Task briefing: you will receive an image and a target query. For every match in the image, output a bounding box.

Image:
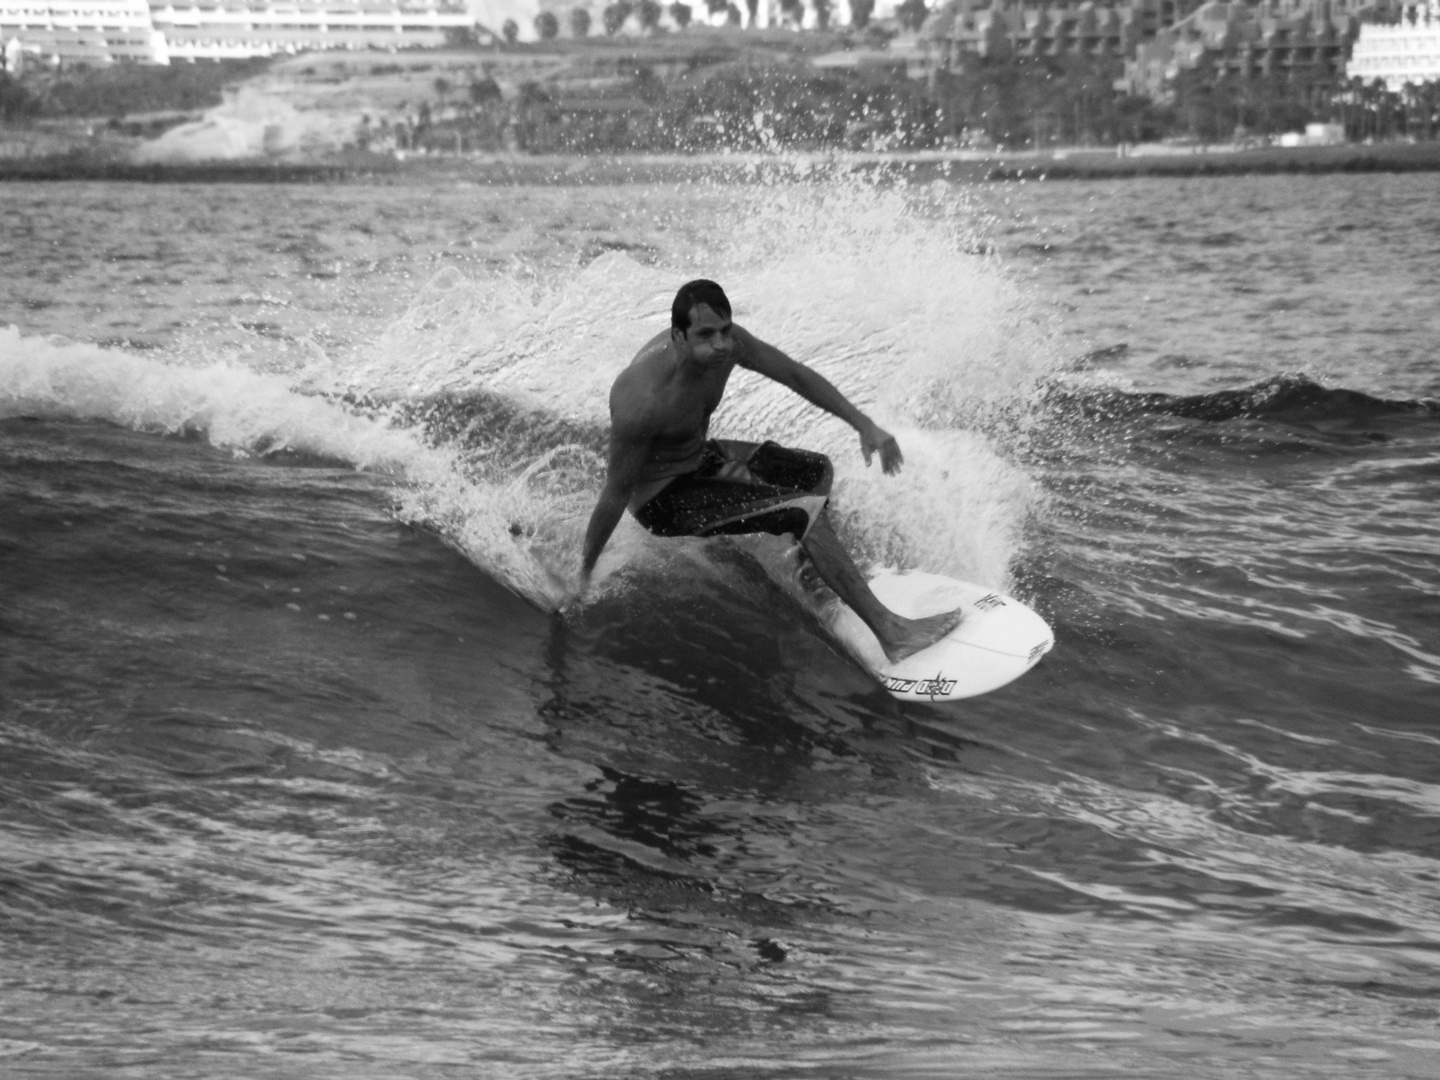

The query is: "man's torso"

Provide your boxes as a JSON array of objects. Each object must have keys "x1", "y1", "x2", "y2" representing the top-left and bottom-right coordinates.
[{"x1": 620, "y1": 333, "x2": 742, "y2": 507}]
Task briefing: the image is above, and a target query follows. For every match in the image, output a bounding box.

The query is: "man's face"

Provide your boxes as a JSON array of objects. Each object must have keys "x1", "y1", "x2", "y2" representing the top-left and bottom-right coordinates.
[{"x1": 675, "y1": 303, "x2": 734, "y2": 366}]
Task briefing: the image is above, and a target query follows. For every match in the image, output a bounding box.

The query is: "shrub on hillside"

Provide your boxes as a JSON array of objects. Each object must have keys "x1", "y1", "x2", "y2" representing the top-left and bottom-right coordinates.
[
  {"x1": 896, "y1": 0, "x2": 928, "y2": 31},
  {"x1": 436, "y1": 61, "x2": 940, "y2": 154},
  {"x1": 603, "y1": 1, "x2": 633, "y2": 34},
  {"x1": 469, "y1": 76, "x2": 503, "y2": 104},
  {"x1": 443, "y1": 25, "x2": 482, "y2": 47},
  {"x1": 663, "y1": 64, "x2": 941, "y2": 151},
  {"x1": 29, "y1": 58, "x2": 271, "y2": 118},
  {"x1": 932, "y1": 53, "x2": 1356, "y2": 148},
  {"x1": 1, "y1": 71, "x2": 40, "y2": 122}
]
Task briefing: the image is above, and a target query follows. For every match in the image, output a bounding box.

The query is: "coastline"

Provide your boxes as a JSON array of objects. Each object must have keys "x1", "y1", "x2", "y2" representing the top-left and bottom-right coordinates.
[
  {"x1": 980, "y1": 140, "x2": 1440, "y2": 180},
  {"x1": 5, "y1": 139, "x2": 1440, "y2": 184}
]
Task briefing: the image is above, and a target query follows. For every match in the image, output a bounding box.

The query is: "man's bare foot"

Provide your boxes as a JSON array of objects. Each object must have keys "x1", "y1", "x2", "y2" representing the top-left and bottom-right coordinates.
[{"x1": 880, "y1": 608, "x2": 964, "y2": 663}]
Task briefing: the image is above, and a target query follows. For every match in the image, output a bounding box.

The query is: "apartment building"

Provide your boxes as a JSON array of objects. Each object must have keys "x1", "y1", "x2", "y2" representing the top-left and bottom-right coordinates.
[
  {"x1": 1, "y1": 0, "x2": 164, "y2": 64},
  {"x1": 923, "y1": 0, "x2": 1208, "y2": 66},
  {"x1": 2, "y1": 0, "x2": 477, "y2": 65},
  {"x1": 1118, "y1": 0, "x2": 1374, "y2": 96},
  {"x1": 1347, "y1": 0, "x2": 1440, "y2": 88},
  {"x1": 920, "y1": 0, "x2": 1387, "y2": 98}
]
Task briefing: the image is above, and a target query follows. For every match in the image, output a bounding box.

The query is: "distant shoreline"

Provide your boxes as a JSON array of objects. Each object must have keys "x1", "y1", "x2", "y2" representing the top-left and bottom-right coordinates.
[
  {"x1": 4, "y1": 141, "x2": 1440, "y2": 184},
  {"x1": 980, "y1": 141, "x2": 1440, "y2": 181}
]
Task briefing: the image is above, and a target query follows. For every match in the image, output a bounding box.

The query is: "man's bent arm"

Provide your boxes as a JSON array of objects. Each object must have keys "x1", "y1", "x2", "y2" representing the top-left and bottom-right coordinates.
[
  {"x1": 581, "y1": 426, "x2": 652, "y2": 578},
  {"x1": 733, "y1": 325, "x2": 903, "y2": 473}
]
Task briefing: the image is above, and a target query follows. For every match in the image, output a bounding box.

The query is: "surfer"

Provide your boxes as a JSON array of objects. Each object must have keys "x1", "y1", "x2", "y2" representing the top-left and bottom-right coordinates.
[{"x1": 579, "y1": 279, "x2": 961, "y2": 662}]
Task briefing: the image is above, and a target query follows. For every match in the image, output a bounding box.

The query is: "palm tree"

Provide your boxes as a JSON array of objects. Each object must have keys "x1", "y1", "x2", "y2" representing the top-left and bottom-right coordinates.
[
  {"x1": 603, "y1": 1, "x2": 633, "y2": 34},
  {"x1": 896, "y1": 0, "x2": 929, "y2": 32}
]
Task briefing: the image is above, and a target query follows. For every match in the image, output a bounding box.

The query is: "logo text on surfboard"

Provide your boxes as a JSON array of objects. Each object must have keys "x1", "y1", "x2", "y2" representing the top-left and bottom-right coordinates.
[
  {"x1": 974, "y1": 594, "x2": 1006, "y2": 611},
  {"x1": 883, "y1": 674, "x2": 957, "y2": 698}
]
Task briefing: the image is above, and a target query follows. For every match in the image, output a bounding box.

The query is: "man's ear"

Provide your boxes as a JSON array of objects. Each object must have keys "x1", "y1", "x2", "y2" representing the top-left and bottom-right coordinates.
[{"x1": 670, "y1": 326, "x2": 686, "y2": 342}]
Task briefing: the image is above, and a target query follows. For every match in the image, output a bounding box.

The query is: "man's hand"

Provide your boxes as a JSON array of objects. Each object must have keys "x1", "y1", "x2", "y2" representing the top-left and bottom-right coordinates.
[
  {"x1": 557, "y1": 565, "x2": 591, "y2": 616},
  {"x1": 580, "y1": 399, "x2": 652, "y2": 588},
  {"x1": 734, "y1": 329, "x2": 903, "y2": 474},
  {"x1": 859, "y1": 421, "x2": 904, "y2": 475}
]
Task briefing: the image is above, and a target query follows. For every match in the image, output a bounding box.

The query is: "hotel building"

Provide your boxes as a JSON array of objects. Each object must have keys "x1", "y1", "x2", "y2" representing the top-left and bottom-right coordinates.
[
  {"x1": 2, "y1": 0, "x2": 478, "y2": 64},
  {"x1": 1, "y1": 0, "x2": 164, "y2": 65},
  {"x1": 1347, "y1": 0, "x2": 1440, "y2": 87}
]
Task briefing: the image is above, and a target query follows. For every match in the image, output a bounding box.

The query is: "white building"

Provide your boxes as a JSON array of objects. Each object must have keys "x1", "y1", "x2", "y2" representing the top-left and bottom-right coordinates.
[
  {"x1": 1, "y1": 0, "x2": 164, "y2": 64},
  {"x1": 152, "y1": 0, "x2": 476, "y2": 61},
  {"x1": 1347, "y1": 0, "x2": 1440, "y2": 89},
  {"x1": 2, "y1": 0, "x2": 892, "y2": 67},
  {"x1": 1, "y1": 0, "x2": 481, "y2": 64}
]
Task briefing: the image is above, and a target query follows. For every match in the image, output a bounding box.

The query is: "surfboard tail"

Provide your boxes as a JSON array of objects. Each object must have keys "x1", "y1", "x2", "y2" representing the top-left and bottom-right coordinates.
[{"x1": 829, "y1": 571, "x2": 1054, "y2": 701}]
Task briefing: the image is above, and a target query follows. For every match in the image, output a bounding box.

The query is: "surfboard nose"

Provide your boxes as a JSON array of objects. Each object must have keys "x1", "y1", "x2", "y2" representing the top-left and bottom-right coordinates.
[{"x1": 828, "y1": 571, "x2": 1054, "y2": 701}]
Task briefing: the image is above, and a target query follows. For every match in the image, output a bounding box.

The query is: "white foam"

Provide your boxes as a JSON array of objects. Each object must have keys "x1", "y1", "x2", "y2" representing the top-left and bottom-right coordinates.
[
  {"x1": 345, "y1": 171, "x2": 1056, "y2": 600},
  {"x1": 2, "y1": 171, "x2": 1061, "y2": 615},
  {"x1": 0, "y1": 326, "x2": 413, "y2": 467},
  {"x1": 1, "y1": 326, "x2": 586, "y2": 610}
]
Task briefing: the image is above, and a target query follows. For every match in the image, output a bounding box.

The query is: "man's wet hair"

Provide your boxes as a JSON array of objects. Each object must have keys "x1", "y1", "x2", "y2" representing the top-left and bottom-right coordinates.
[{"x1": 671, "y1": 279, "x2": 731, "y2": 335}]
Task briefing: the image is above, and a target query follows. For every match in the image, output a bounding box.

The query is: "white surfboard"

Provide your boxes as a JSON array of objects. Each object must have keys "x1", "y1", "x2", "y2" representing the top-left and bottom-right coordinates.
[{"x1": 827, "y1": 570, "x2": 1054, "y2": 702}]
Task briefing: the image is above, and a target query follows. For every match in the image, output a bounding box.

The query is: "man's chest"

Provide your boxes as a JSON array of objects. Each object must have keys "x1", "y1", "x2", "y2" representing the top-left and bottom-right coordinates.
[{"x1": 649, "y1": 373, "x2": 730, "y2": 438}]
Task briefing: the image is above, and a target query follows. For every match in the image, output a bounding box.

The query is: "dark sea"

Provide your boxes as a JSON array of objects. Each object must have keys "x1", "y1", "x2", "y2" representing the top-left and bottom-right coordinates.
[{"x1": 2, "y1": 169, "x2": 1438, "y2": 1078}]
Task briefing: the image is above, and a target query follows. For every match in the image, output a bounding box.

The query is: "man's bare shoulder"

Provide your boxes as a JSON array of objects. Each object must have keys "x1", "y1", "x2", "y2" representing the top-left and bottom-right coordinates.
[
  {"x1": 633, "y1": 326, "x2": 672, "y2": 360},
  {"x1": 729, "y1": 323, "x2": 784, "y2": 375},
  {"x1": 608, "y1": 333, "x2": 672, "y2": 434},
  {"x1": 731, "y1": 322, "x2": 759, "y2": 349},
  {"x1": 614, "y1": 333, "x2": 671, "y2": 392}
]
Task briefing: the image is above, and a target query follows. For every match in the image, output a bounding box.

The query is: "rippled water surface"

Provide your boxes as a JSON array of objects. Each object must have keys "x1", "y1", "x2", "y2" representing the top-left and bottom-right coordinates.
[{"x1": 2, "y1": 171, "x2": 1438, "y2": 1078}]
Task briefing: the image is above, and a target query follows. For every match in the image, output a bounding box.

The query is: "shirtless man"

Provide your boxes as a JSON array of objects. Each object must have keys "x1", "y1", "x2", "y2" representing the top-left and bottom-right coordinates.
[{"x1": 580, "y1": 279, "x2": 961, "y2": 662}]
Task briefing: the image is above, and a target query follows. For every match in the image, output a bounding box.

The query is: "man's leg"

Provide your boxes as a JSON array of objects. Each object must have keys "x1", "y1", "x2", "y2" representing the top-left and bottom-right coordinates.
[{"x1": 801, "y1": 511, "x2": 961, "y2": 662}]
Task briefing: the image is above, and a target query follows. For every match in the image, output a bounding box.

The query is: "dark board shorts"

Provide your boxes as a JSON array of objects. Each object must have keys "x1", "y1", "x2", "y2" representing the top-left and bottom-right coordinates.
[{"x1": 632, "y1": 440, "x2": 833, "y2": 542}]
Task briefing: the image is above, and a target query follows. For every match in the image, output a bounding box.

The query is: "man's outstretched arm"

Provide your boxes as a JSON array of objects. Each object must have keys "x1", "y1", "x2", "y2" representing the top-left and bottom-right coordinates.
[
  {"x1": 732, "y1": 325, "x2": 903, "y2": 474},
  {"x1": 581, "y1": 420, "x2": 652, "y2": 581}
]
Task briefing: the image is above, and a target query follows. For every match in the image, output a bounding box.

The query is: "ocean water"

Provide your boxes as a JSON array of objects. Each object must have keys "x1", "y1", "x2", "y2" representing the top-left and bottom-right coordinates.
[{"x1": 1, "y1": 170, "x2": 1438, "y2": 1079}]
